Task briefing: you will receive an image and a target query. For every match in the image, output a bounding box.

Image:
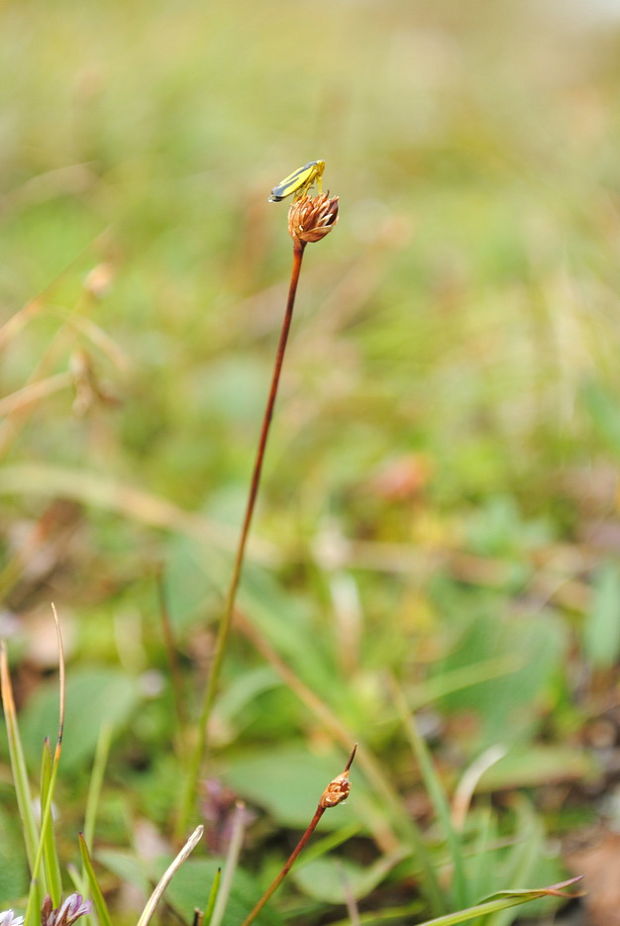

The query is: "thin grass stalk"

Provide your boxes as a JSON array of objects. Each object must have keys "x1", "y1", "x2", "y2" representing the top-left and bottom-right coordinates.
[
  {"x1": 136, "y1": 825, "x2": 204, "y2": 926},
  {"x1": 0, "y1": 462, "x2": 228, "y2": 546},
  {"x1": 390, "y1": 677, "x2": 467, "y2": 910},
  {"x1": 468, "y1": 807, "x2": 495, "y2": 910},
  {"x1": 0, "y1": 370, "x2": 73, "y2": 418},
  {"x1": 79, "y1": 835, "x2": 114, "y2": 926},
  {"x1": 177, "y1": 241, "x2": 307, "y2": 835},
  {"x1": 84, "y1": 722, "x2": 112, "y2": 851},
  {"x1": 451, "y1": 746, "x2": 506, "y2": 831},
  {"x1": 0, "y1": 642, "x2": 40, "y2": 873},
  {"x1": 209, "y1": 802, "x2": 247, "y2": 926},
  {"x1": 0, "y1": 226, "x2": 111, "y2": 353},
  {"x1": 24, "y1": 605, "x2": 66, "y2": 926},
  {"x1": 339, "y1": 863, "x2": 361, "y2": 926},
  {"x1": 487, "y1": 803, "x2": 542, "y2": 926}
]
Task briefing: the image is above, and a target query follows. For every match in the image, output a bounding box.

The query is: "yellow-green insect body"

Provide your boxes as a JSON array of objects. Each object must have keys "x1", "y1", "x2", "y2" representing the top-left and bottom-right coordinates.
[{"x1": 268, "y1": 159, "x2": 325, "y2": 203}]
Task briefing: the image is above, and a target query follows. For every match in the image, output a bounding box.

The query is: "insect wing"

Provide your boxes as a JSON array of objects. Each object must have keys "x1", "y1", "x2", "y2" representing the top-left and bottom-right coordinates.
[{"x1": 268, "y1": 161, "x2": 320, "y2": 203}]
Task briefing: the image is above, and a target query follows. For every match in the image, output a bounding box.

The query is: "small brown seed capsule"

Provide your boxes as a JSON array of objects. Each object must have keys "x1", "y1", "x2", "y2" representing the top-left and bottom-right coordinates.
[{"x1": 319, "y1": 770, "x2": 351, "y2": 808}]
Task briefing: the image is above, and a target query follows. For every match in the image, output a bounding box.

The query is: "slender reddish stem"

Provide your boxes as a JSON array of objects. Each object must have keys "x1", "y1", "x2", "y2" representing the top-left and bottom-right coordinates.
[
  {"x1": 239, "y1": 746, "x2": 357, "y2": 926},
  {"x1": 240, "y1": 805, "x2": 325, "y2": 926},
  {"x1": 177, "y1": 241, "x2": 307, "y2": 835}
]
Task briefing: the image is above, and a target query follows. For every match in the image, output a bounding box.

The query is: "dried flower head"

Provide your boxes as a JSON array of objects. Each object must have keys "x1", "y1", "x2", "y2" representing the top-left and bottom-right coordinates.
[
  {"x1": 41, "y1": 894, "x2": 92, "y2": 926},
  {"x1": 319, "y1": 770, "x2": 351, "y2": 808},
  {"x1": 319, "y1": 745, "x2": 357, "y2": 809},
  {"x1": 0, "y1": 911, "x2": 24, "y2": 926},
  {"x1": 288, "y1": 193, "x2": 339, "y2": 245}
]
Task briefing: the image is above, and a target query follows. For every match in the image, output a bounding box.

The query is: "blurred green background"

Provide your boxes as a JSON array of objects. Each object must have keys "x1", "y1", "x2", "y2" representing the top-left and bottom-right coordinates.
[{"x1": 2, "y1": 0, "x2": 620, "y2": 922}]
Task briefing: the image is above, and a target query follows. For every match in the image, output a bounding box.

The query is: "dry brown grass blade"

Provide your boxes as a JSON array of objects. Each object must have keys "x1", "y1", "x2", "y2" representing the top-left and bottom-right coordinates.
[
  {"x1": 0, "y1": 462, "x2": 274, "y2": 557},
  {"x1": 0, "y1": 227, "x2": 112, "y2": 352},
  {"x1": 0, "y1": 371, "x2": 73, "y2": 417},
  {"x1": 50, "y1": 603, "x2": 66, "y2": 760},
  {"x1": 136, "y1": 825, "x2": 205, "y2": 926}
]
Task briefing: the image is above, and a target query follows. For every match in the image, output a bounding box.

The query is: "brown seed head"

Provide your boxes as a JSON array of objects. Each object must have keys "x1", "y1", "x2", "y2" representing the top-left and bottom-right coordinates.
[
  {"x1": 288, "y1": 193, "x2": 339, "y2": 245},
  {"x1": 319, "y1": 769, "x2": 351, "y2": 808}
]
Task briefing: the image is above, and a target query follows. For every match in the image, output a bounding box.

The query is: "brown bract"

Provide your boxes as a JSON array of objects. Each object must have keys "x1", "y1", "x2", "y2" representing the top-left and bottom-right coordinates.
[{"x1": 288, "y1": 193, "x2": 339, "y2": 244}]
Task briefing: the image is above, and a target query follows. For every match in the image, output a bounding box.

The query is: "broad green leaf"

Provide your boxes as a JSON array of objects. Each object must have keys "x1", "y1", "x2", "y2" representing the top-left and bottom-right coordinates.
[
  {"x1": 292, "y1": 852, "x2": 403, "y2": 903},
  {"x1": 219, "y1": 746, "x2": 365, "y2": 829},
  {"x1": 583, "y1": 563, "x2": 620, "y2": 670},
  {"x1": 238, "y1": 564, "x2": 339, "y2": 695},
  {"x1": 164, "y1": 535, "x2": 223, "y2": 631},
  {"x1": 582, "y1": 379, "x2": 620, "y2": 455},
  {"x1": 435, "y1": 611, "x2": 566, "y2": 748},
  {"x1": 96, "y1": 849, "x2": 150, "y2": 895},
  {"x1": 298, "y1": 823, "x2": 363, "y2": 866},
  {"x1": 20, "y1": 669, "x2": 141, "y2": 771},
  {"x1": 0, "y1": 808, "x2": 28, "y2": 904},
  {"x1": 214, "y1": 667, "x2": 281, "y2": 731},
  {"x1": 477, "y1": 744, "x2": 598, "y2": 791}
]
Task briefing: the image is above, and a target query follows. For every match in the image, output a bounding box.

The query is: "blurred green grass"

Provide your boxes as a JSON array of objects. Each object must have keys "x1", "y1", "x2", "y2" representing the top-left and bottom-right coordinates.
[{"x1": 2, "y1": 0, "x2": 620, "y2": 919}]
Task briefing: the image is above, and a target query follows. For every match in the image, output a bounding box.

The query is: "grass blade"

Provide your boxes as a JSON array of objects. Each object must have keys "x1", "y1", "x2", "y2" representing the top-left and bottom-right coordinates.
[
  {"x1": 235, "y1": 611, "x2": 445, "y2": 914},
  {"x1": 412, "y1": 877, "x2": 582, "y2": 926},
  {"x1": 390, "y1": 677, "x2": 468, "y2": 909},
  {"x1": 84, "y1": 723, "x2": 112, "y2": 852},
  {"x1": 79, "y1": 833, "x2": 113, "y2": 926},
  {"x1": 451, "y1": 747, "x2": 506, "y2": 831},
  {"x1": 24, "y1": 605, "x2": 66, "y2": 926},
  {"x1": 210, "y1": 803, "x2": 246, "y2": 926},
  {"x1": 486, "y1": 801, "x2": 543, "y2": 926},
  {"x1": 40, "y1": 738, "x2": 62, "y2": 905},
  {"x1": 0, "y1": 641, "x2": 40, "y2": 872},
  {"x1": 467, "y1": 807, "x2": 497, "y2": 908},
  {"x1": 203, "y1": 867, "x2": 221, "y2": 926}
]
